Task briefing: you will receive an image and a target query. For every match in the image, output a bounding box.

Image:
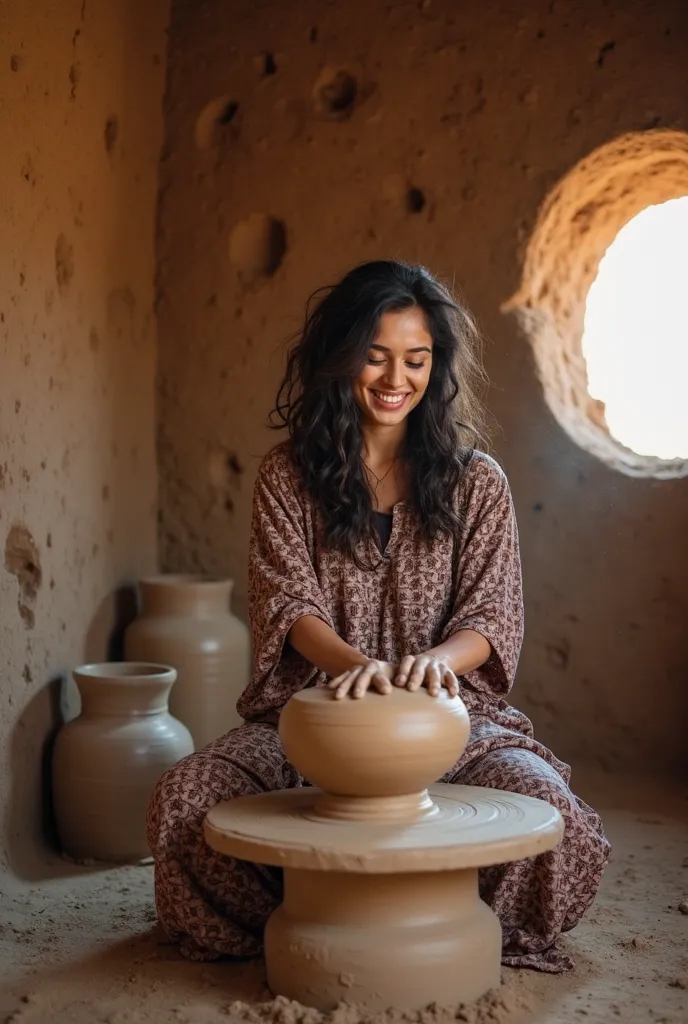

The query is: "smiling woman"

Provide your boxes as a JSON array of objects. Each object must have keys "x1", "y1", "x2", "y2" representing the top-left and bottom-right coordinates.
[
  {"x1": 147, "y1": 259, "x2": 611, "y2": 976},
  {"x1": 353, "y1": 306, "x2": 433, "y2": 426},
  {"x1": 269, "y1": 260, "x2": 486, "y2": 567}
]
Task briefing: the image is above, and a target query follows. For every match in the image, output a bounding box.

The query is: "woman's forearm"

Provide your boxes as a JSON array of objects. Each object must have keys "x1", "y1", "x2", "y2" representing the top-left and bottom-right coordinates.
[
  {"x1": 426, "y1": 628, "x2": 491, "y2": 677},
  {"x1": 287, "y1": 615, "x2": 370, "y2": 678},
  {"x1": 287, "y1": 618, "x2": 490, "y2": 685}
]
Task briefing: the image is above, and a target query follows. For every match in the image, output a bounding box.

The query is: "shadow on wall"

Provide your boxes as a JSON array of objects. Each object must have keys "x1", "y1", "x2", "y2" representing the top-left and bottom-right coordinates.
[{"x1": 3, "y1": 585, "x2": 138, "y2": 881}]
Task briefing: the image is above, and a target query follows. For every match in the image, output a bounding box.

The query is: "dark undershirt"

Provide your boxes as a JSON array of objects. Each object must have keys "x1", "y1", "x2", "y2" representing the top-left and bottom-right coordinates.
[{"x1": 375, "y1": 511, "x2": 394, "y2": 553}]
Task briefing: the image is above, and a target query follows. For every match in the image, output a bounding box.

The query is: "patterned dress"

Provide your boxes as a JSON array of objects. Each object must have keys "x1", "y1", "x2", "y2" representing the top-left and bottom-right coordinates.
[{"x1": 147, "y1": 444, "x2": 611, "y2": 973}]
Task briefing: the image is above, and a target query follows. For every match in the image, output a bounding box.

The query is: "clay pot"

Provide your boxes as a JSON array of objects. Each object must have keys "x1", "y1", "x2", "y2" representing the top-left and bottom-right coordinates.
[
  {"x1": 279, "y1": 688, "x2": 471, "y2": 821},
  {"x1": 124, "y1": 574, "x2": 251, "y2": 750},
  {"x1": 52, "y1": 662, "x2": 193, "y2": 863}
]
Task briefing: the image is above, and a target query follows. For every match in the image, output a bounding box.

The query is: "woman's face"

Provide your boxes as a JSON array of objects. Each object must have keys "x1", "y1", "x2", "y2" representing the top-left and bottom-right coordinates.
[{"x1": 352, "y1": 307, "x2": 433, "y2": 428}]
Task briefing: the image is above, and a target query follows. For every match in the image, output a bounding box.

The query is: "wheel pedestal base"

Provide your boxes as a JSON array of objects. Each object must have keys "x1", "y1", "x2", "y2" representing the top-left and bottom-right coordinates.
[{"x1": 265, "y1": 867, "x2": 501, "y2": 1011}]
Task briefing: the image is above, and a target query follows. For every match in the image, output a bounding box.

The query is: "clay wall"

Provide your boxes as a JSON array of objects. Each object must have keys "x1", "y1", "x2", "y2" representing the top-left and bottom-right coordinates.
[
  {"x1": 0, "y1": 0, "x2": 169, "y2": 874},
  {"x1": 157, "y1": 0, "x2": 688, "y2": 780}
]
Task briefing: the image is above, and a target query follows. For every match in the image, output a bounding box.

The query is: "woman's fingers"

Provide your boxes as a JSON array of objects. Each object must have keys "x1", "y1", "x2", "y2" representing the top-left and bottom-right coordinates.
[
  {"x1": 394, "y1": 654, "x2": 416, "y2": 686},
  {"x1": 327, "y1": 669, "x2": 356, "y2": 690},
  {"x1": 443, "y1": 667, "x2": 460, "y2": 696},
  {"x1": 329, "y1": 660, "x2": 462, "y2": 699},
  {"x1": 353, "y1": 663, "x2": 381, "y2": 698},
  {"x1": 332, "y1": 677, "x2": 356, "y2": 699},
  {"x1": 371, "y1": 672, "x2": 393, "y2": 695},
  {"x1": 330, "y1": 658, "x2": 459, "y2": 700},
  {"x1": 425, "y1": 661, "x2": 442, "y2": 697},
  {"x1": 395, "y1": 656, "x2": 461, "y2": 697},
  {"x1": 331, "y1": 663, "x2": 394, "y2": 699},
  {"x1": 327, "y1": 667, "x2": 361, "y2": 688},
  {"x1": 330, "y1": 665, "x2": 363, "y2": 700},
  {"x1": 407, "y1": 657, "x2": 430, "y2": 691}
]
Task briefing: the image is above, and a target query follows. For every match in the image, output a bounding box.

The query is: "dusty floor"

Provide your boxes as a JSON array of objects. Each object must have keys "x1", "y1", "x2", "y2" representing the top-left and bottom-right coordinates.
[{"x1": 1, "y1": 777, "x2": 687, "y2": 1024}]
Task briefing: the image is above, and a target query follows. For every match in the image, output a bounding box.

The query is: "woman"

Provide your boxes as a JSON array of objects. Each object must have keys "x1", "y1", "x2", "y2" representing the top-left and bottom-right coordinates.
[{"x1": 147, "y1": 259, "x2": 610, "y2": 973}]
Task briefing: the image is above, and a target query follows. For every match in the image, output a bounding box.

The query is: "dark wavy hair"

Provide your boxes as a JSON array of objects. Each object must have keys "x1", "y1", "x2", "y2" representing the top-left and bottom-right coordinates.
[{"x1": 269, "y1": 259, "x2": 487, "y2": 566}]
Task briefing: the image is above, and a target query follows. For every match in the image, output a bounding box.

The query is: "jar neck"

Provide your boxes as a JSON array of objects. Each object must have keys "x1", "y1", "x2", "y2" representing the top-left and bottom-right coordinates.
[
  {"x1": 74, "y1": 671, "x2": 174, "y2": 717},
  {"x1": 138, "y1": 576, "x2": 233, "y2": 617}
]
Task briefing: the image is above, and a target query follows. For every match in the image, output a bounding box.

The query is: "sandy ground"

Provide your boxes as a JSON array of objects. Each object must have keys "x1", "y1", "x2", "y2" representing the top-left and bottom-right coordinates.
[{"x1": 1, "y1": 777, "x2": 687, "y2": 1024}]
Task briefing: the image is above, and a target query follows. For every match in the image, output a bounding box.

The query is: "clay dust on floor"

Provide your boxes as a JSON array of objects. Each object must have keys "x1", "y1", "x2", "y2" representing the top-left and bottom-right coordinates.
[{"x1": 1, "y1": 779, "x2": 687, "y2": 1024}]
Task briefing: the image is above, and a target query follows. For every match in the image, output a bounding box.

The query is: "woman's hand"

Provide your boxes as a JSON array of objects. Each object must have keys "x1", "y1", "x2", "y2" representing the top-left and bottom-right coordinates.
[
  {"x1": 394, "y1": 654, "x2": 460, "y2": 697},
  {"x1": 326, "y1": 660, "x2": 396, "y2": 700}
]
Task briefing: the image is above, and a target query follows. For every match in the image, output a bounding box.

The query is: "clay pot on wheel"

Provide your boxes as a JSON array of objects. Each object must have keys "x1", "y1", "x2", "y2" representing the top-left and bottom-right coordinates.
[
  {"x1": 52, "y1": 661, "x2": 193, "y2": 863},
  {"x1": 279, "y1": 687, "x2": 471, "y2": 822},
  {"x1": 124, "y1": 574, "x2": 251, "y2": 750}
]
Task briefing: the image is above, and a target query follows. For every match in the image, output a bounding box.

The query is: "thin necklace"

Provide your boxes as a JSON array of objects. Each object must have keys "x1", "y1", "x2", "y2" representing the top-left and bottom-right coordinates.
[{"x1": 363, "y1": 456, "x2": 398, "y2": 509}]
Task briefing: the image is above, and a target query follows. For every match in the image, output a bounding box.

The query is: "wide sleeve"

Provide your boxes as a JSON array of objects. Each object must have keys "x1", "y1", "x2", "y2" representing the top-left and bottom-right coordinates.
[
  {"x1": 440, "y1": 455, "x2": 524, "y2": 697},
  {"x1": 236, "y1": 449, "x2": 335, "y2": 722}
]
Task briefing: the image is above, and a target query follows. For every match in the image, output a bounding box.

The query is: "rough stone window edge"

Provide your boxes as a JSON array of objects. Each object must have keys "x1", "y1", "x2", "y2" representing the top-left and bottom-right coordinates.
[{"x1": 502, "y1": 129, "x2": 688, "y2": 481}]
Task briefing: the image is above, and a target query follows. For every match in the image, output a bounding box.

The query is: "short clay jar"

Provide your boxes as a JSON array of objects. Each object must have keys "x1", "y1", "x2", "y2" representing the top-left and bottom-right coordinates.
[
  {"x1": 279, "y1": 687, "x2": 471, "y2": 822},
  {"x1": 52, "y1": 661, "x2": 194, "y2": 863}
]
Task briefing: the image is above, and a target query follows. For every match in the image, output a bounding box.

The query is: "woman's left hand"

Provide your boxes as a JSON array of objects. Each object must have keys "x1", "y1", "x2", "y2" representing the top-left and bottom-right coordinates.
[{"x1": 394, "y1": 654, "x2": 460, "y2": 697}]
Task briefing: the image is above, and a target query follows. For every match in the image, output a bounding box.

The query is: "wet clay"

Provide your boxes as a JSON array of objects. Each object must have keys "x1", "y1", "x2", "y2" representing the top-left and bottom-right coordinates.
[
  {"x1": 204, "y1": 689, "x2": 564, "y2": 1011},
  {"x1": 279, "y1": 687, "x2": 471, "y2": 821}
]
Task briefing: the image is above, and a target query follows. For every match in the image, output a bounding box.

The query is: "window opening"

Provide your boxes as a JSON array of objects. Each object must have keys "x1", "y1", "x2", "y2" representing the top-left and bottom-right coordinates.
[{"x1": 581, "y1": 197, "x2": 688, "y2": 460}]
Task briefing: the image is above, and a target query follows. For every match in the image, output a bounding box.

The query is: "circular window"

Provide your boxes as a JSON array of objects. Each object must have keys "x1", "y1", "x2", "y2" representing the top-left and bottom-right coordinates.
[
  {"x1": 504, "y1": 130, "x2": 688, "y2": 479},
  {"x1": 582, "y1": 197, "x2": 688, "y2": 460}
]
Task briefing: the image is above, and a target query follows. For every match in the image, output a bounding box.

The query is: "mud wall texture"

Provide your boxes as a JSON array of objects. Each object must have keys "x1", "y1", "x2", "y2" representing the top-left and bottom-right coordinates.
[
  {"x1": 157, "y1": 0, "x2": 688, "y2": 779},
  {"x1": 0, "y1": 0, "x2": 169, "y2": 875}
]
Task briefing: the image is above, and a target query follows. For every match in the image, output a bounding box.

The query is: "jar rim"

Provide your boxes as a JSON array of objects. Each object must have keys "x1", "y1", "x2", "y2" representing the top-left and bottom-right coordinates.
[
  {"x1": 138, "y1": 573, "x2": 231, "y2": 587},
  {"x1": 74, "y1": 661, "x2": 176, "y2": 682}
]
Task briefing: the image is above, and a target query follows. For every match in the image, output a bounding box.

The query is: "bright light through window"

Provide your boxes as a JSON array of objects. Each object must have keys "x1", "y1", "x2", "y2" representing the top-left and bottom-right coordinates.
[{"x1": 581, "y1": 196, "x2": 688, "y2": 460}]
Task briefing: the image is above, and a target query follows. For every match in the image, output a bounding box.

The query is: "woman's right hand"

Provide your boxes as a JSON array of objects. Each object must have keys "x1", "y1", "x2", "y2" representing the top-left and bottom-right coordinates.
[{"x1": 326, "y1": 659, "x2": 397, "y2": 700}]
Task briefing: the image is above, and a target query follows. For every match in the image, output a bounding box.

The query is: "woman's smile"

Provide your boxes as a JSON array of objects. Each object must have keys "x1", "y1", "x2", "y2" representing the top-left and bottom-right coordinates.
[{"x1": 368, "y1": 388, "x2": 411, "y2": 411}]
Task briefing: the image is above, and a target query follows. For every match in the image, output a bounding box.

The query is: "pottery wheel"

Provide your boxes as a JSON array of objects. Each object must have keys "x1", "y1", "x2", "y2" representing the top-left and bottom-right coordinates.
[
  {"x1": 204, "y1": 783, "x2": 563, "y2": 873},
  {"x1": 204, "y1": 784, "x2": 563, "y2": 1012},
  {"x1": 204, "y1": 689, "x2": 565, "y2": 1012}
]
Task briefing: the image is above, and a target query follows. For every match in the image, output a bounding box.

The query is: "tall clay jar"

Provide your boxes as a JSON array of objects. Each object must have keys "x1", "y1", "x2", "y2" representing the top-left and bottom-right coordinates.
[
  {"x1": 124, "y1": 574, "x2": 251, "y2": 750},
  {"x1": 52, "y1": 662, "x2": 194, "y2": 863}
]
